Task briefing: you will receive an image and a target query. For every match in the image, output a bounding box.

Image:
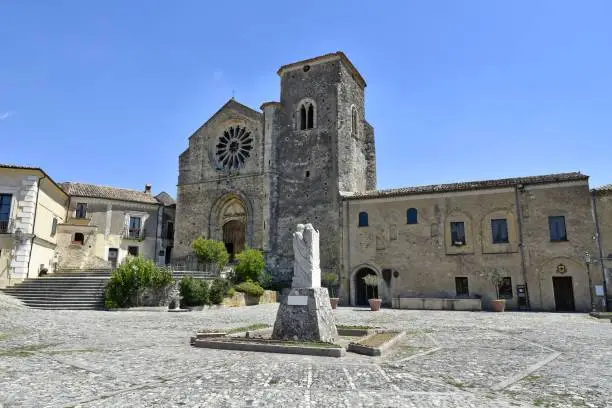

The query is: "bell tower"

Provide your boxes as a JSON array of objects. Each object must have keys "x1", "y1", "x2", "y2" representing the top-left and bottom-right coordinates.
[{"x1": 268, "y1": 52, "x2": 374, "y2": 281}]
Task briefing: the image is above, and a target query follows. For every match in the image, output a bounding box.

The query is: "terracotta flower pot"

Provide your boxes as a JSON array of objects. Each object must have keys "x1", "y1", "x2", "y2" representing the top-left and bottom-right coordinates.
[
  {"x1": 368, "y1": 298, "x2": 382, "y2": 311},
  {"x1": 491, "y1": 299, "x2": 506, "y2": 312},
  {"x1": 330, "y1": 298, "x2": 340, "y2": 309}
]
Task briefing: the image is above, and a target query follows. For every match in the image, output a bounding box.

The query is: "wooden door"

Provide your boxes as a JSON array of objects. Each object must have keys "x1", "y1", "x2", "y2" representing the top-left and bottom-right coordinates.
[
  {"x1": 223, "y1": 220, "x2": 245, "y2": 258},
  {"x1": 553, "y1": 277, "x2": 575, "y2": 312}
]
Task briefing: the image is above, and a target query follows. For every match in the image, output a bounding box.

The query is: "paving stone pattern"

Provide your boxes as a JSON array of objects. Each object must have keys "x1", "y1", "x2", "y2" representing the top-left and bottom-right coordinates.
[{"x1": 1, "y1": 294, "x2": 611, "y2": 407}]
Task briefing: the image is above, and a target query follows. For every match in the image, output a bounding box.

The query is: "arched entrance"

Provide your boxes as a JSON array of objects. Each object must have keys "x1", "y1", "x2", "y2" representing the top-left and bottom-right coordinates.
[
  {"x1": 354, "y1": 268, "x2": 377, "y2": 306},
  {"x1": 216, "y1": 197, "x2": 247, "y2": 261},
  {"x1": 223, "y1": 220, "x2": 245, "y2": 260}
]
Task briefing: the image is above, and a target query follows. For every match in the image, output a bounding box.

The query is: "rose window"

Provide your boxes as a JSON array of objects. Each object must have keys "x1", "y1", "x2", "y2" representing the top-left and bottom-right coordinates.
[{"x1": 216, "y1": 126, "x2": 253, "y2": 170}]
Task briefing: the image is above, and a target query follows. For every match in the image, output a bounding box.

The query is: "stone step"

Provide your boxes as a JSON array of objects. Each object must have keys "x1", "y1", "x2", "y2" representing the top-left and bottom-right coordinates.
[
  {"x1": 25, "y1": 304, "x2": 105, "y2": 310},
  {"x1": 14, "y1": 280, "x2": 108, "y2": 286},
  {"x1": 28, "y1": 307, "x2": 105, "y2": 311},
  {"x1": 14, "y1": 294, "x2": 106, "y2": 299},
  {"x1": 8, "y1": 286, "x2": 107, "y2": 292},
  {"x1": 19, "y1": 300, "x2": 105, "y2": 306},
  {"x1": 4, "y1": 292, "x2": 104, "y2": 298}
]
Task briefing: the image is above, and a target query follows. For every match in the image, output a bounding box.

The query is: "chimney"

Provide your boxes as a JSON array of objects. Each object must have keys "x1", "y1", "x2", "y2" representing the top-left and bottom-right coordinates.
[{"x1": 144, "y1": 184, "x2": 152, "y2": 194}]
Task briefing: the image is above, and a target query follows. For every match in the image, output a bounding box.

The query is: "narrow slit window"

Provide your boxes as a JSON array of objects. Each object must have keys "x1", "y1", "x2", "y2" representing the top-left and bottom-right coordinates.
[
  {"x1": 307, "y1": 104, "x2": 314, "y2": 129},
  {"x1": 300, "y1": 105, "x2": 307, "y2": 130}
]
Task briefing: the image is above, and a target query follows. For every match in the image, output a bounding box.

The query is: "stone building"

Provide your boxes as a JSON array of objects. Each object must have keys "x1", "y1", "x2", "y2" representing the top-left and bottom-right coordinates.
[
  {"x1": 174, "y1": 52, "x2": 374, "y2": 275},
  {"x1": 174, "y1": 52, "x2": 610, "y2": 312},
  {"x1": 592, "y1": 185, "x2": 612, "y2": 305},
  {"x1": 0, "y1": 164, "x2": 69, "y2": 287},
  {"x1": 58, "y1": 182, "x2": 175, "y2": 269},
  {"x1": 342, "y1": 174, "x2": 604, "y2": 312}
]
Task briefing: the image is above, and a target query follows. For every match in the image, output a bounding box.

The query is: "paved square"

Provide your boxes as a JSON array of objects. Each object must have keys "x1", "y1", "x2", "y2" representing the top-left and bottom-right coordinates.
[{"x1": 1, "y1": 296, "x2": 611, "y2": 407}]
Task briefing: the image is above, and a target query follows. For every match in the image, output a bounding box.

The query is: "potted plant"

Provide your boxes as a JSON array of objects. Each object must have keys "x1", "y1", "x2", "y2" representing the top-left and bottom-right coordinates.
[
  {"x1": 322, "y1": 271, "x2": 340, "y2": 309},
  {"x1": 363, "y1": 274, "x2": 382, "y2": 311},
  {"x1": 486, "y1": 268, "x2": 506, "y2": 312}
]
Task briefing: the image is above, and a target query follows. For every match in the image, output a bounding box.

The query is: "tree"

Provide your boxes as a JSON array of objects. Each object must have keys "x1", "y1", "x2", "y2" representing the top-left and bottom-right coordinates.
[
  {"x1": 483, "y1": 268, "x2": 505, "y2": 299},
  {"x1": 322, "y1": 271, "x2": 339, "y2": 298},
  {"x1": 234, "y1": 247, "x2": 265, "y2": 283},
  {"x1": 363, "y1": 274, "x2": 380, "y2": 300},
  {"x1": 192, "y1": 237, "x2": 229, "y2": 269}
]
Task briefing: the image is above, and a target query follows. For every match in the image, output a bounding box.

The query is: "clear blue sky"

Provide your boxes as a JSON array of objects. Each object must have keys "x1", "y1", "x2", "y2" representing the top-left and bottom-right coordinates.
[{"x1": 1, "y1": 1, "x2": 610, "y2": 197}]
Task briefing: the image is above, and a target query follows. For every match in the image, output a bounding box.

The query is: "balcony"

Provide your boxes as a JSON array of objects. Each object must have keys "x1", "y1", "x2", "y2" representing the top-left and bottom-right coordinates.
[
  {"x1": 123, "y1": 228, "x2": 145, "y2": 241},
  {"x1": 67, "y1": 216, "x2": 92, "y2": 226},
  {"x1": 0, "y1": 219, "x2": 13, "y2": 234}
]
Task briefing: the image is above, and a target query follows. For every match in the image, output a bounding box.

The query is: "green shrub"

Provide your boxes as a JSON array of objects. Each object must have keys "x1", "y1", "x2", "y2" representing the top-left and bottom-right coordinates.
[
  {"x1": 180, "y1": 276, "x2": 209, "y2": 307},
  {"x1": 226, "y1": 287, "x2": 236, "y2": 297},
  {"x1": 105, "y1": 257, "x2": 173, "y2": 308},
  {"x1": 234, "y1": 247, "x2": 265, "y2": 283},
  {"x1": 192, "y1": 237, "x2": 229, "y2": 268},
  {"x1": 209, "y1": 278, "x2": 231, "y2": 305},
  {"x1": 234, "y1": 280, "x2": 265, "y2": 297},
  {"x1": 258, "y1": 270, "x2": 273, "y2": 289}
]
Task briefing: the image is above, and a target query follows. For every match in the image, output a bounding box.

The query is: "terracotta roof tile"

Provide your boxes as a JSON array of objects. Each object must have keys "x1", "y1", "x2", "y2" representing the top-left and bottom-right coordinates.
[
  {"x1": 593, "y1": 184, "x2": 612, "y2": 195},
  {"x1": 154, "y1": 191, "x2": 176, "y2": 206},
  {"x1": 60, "y1": 182, "x2": 159, "y2": 204},
  {"x1": 342, "y1": 172, "x2": 588, "y2": 200}
]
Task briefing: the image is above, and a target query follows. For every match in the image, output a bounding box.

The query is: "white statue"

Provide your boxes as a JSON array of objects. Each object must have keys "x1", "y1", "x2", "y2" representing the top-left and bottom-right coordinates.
[{"x1": 292, "y1": 223, "x2": 321, "y2": 288}]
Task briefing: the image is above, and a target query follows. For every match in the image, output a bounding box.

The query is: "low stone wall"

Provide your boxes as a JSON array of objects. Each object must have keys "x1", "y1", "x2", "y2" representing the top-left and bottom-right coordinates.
[
  {"x1": 136, "y1": 284, "x2": 174, "y2": 307},
  {"x1": 392, "y1": 297, "x2": 481, "y2": 311},
  {"x1": 222, "y1": 290, "x2": 277, "y2": 308}
]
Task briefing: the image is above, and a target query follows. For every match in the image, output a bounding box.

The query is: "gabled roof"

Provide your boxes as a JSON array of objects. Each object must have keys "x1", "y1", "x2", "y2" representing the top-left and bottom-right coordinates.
[
  {"x1": 277, "y1": 51, "x2": 367, "y2": 88},
  {"x1": 60, "y1": 182, "x2": 159, "y2": 204},
  {"x1": 0, "y1": 163, "x2": 68, "y2": 198},
  {"x1": 155, "y1": 191, "x2": 176, "y2": 207},
  {"x1": 342, "y1": 172, "x2": 588, "y2": 201},
  {"x1": 189, "y1": 98, "x2": 262, "y2": 140}
]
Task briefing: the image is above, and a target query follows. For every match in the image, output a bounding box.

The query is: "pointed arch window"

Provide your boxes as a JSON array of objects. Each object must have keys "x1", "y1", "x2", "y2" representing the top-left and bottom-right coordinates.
[
  {"x1": 298, "y1": 99, "x2": 316, "y2": 130},
  {"x1": 407, "y1": 208, "x2": 418, "y2": 224},
  {"x1": 351, "y1": 106, "x2": 358, "y2": 135}
]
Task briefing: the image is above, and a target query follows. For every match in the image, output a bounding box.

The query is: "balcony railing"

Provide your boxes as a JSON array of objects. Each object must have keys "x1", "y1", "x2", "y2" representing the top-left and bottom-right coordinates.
[
  {"x1": 0, "y1": 219, "x2": 13, "y2": 234},
  {"x1": 123, "y1": 228, "x2": 145, "y2": 240}
]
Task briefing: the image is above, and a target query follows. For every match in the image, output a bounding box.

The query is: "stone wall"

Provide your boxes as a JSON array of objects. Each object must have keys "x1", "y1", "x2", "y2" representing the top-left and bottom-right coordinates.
[
  {"x1": 342, "y1": 180, "x2": 600, "y2": 312},
  {"x1": 593, "y1": 190, "x2": 612, "y2": 302},
  {"x1": 174, "y1": 100, "x2": 266, "y2": 260},
  {"x1": 270, "y1": 56, "x2": 372, "y2": 281}
]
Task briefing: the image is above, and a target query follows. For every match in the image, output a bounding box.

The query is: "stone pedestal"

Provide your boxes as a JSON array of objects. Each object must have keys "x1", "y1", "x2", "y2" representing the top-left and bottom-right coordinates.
[{"x1": 271, "y1": 287, "x2": 338, "y2": 343}]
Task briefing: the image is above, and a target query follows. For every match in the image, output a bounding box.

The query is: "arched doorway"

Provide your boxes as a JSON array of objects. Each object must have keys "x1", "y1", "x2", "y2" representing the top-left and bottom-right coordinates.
[
  {"x1": 223, "y1": 220, "x2": 245, "y2": 260},
  {"x1": 217, "y1": 198, "x2": 247, "y2": 261},
  {"x1": 355, "y1": 268, "x2": 377, "y2": 306}
]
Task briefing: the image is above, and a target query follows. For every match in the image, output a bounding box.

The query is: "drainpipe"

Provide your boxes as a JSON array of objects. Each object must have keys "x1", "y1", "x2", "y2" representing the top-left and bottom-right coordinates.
[
  {"x1": 514, "y1": 184, "x2": 530, "y2": 309},
  {"x1": 154, "y1": 204, "x2": 161, "y2": 265},
  {"x1": 26, "y1": 175, "x2": 45, "y2": 278},
  {"x1": 591, "y1": 192, "x2": 608, "y2": 311},
  {"x1": 346, "y1": 200, "x2": 352, "y2": 306}
]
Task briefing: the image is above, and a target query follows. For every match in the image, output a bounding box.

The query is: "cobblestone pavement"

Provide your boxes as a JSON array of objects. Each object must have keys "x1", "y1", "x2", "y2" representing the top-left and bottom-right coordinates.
[{"x1": 1, "y1": 295, "x2": 611, "y2": 407}]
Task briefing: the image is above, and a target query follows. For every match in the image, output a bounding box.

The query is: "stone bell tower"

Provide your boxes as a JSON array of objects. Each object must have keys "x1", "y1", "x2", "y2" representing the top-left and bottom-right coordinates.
[{"x1": 268, "y1": 52, "x2": 376, "y2": 281}]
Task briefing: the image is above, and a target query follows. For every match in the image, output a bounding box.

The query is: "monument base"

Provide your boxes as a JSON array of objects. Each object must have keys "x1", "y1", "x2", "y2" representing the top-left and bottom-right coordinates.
[{"x1": 271, "y1": 287, "x2": 338, "y2": 343}]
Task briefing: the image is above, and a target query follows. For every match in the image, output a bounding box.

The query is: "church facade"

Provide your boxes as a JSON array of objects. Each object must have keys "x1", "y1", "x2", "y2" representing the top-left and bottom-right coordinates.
[{"x1": 174, "y1": 52, "x2": 610, "y2": 312}]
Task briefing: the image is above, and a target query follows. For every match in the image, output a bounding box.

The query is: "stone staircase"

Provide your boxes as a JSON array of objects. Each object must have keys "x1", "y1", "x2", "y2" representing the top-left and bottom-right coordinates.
[
  {"x1": 1, "y1": 269, "x2": 112, "y2": 310},
  {"x1": 1, "y1": 268, "x2": 219, "y2": 311}
]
